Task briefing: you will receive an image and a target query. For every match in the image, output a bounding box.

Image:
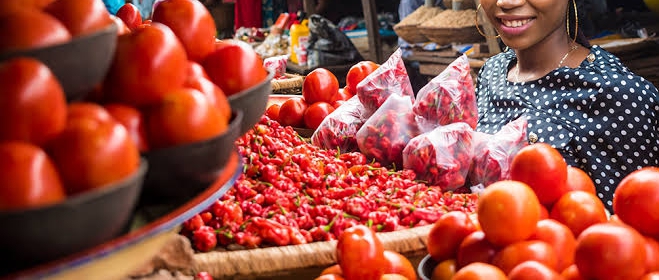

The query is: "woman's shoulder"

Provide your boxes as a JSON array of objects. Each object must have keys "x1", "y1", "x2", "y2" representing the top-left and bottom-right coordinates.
[{"x1": 577, "y1": 45, "x2": 658, "y2": 94}]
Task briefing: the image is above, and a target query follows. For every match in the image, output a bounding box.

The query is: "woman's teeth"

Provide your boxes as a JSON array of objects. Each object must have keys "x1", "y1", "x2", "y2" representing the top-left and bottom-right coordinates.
[{"x1": 502, "y1": 19, "x2": 532, "y2": 27}]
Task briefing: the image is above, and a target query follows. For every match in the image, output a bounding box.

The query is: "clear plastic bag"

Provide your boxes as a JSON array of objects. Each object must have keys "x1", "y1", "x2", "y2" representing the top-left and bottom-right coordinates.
[
  {"x1": 356, "y1": 48, "x2": 415, "y2": 114},
  {"x1": 356, "y1": 94, "x2": 420, "y2": 168},
  {"x1": 311, "y1": 95, "x2": 368, "y2": 153},
  {"x1": 469, "y1": 116, "x2": 528, "y2": 187},
  {"x1": 403, "y1": 122, "x2": 475, "y2": 192},
  {"x1": 413, "y1": 54, "x2": 477, "y2": 132}
]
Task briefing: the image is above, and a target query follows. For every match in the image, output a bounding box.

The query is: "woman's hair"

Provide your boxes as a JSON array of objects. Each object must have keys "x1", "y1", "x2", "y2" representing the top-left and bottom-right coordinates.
[{"x1": 569, "y1": 0, "x2": 592, "y2": 47}]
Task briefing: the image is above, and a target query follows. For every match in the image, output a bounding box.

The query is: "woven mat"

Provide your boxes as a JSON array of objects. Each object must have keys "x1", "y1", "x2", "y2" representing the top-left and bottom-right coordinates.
[
  {"x1": 193, "y1": 225, "x2": 433, "y2": 279},
  {"x1": 271, "y1": 73, "x2": 304, "y2": 95}
]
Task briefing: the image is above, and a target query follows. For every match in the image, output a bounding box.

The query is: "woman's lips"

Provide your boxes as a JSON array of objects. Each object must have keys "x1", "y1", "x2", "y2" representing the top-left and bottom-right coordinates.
[{"x1": 497, "y1": 17, "x2": 535, "y2": 36}]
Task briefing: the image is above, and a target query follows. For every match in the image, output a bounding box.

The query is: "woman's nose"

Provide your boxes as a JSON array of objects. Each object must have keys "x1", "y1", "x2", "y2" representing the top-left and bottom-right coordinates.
[{"x1": 496, "y1": 0, "x2": 525, "y2": 8}]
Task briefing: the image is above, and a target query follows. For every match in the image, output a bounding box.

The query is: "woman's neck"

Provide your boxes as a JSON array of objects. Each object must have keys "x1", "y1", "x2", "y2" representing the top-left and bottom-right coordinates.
[{"x1": 514, "y1": 32, "x2": 574, "y2": 74}]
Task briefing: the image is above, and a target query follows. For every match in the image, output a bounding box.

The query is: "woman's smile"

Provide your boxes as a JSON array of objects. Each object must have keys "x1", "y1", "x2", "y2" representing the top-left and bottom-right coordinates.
[{"x1": 496, "y1": 16, "x2": 536, "y2": 36}]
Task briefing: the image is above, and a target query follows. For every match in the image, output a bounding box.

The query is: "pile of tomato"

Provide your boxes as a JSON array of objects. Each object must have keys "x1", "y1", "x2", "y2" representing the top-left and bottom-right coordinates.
[{"x1": 179, "y1": 116, "x2": 479, "y2": 252}]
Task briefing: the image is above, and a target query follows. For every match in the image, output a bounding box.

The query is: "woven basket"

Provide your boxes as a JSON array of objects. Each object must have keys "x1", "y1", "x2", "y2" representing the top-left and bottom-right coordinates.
[
  {"x1": 394, "y1": 24, "x2": 429, "y2": 44},
  {"x1": 419, "y1": 25, "x2": 483, "y2": 46},
  {"x1": 271, "y1": 73, "x2": 304, "y2": 95}
]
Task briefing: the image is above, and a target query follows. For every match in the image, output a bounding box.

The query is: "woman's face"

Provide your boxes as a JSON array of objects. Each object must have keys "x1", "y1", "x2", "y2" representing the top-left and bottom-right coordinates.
[{"x1": 480, "y1": 0, "x2": 569, "y2": 50}]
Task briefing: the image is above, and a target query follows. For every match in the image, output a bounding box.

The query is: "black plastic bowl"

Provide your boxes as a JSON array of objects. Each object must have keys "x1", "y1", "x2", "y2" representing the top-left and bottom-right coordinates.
[
  {"x1": 0, "y1": 22, "x2": 118, "y2": 102},
  {"x1": 141, "y1": 110, "x2": 243, "y2": 203},
  {"x1": 0, "y1": 159, "x2": 147, "y2": 275},
  {"x1": 228, "y1": 70, "x2": 274, "y2": 136},
  {"x1": 418, "y1": 254, "x2": 439, "y2": 280}
]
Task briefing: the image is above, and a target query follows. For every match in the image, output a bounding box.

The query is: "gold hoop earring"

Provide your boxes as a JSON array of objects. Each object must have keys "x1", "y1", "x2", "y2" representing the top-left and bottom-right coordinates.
[
  {"x1": 475, "y1": 4, "x2": 501, "y2": 39},
  {"x1": 566, "y1": 0, "x2": 578, "y2": 43}
]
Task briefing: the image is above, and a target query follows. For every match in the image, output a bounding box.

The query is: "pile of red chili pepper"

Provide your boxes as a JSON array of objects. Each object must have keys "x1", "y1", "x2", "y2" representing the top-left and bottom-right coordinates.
[{"x1": 180, "y1": 116, "x2": 479, "y2": 252}]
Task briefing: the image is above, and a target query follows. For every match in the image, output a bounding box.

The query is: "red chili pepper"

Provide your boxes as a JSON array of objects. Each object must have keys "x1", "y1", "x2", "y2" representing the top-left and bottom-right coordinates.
[{"x1": 192, "y1": 226, "x2": 217, "y2": 252}]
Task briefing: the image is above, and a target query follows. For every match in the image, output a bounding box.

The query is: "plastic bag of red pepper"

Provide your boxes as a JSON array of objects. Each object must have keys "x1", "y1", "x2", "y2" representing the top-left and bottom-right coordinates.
[{"x1": 180, "y1": 116, "x2": 479, "y2": 252}]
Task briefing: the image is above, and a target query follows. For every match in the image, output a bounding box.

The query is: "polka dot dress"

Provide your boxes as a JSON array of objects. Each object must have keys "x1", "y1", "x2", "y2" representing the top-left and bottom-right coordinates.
[{"x1": 475, "y1": 45, "x2": 659, "y2": 212}]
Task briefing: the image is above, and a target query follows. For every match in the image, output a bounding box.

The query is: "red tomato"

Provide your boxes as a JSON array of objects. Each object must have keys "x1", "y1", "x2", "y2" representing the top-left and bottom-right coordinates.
[
  {"x1": 345, "y1": 61, "x2": 379, "y2": 95},
  {"x1": 575, "y1": 223, "x2": 647, "y2": 280},
  {"x1": 104, "y1": 103, "x2": 149, "y2": 152},
  {"x1": 104, "y1": 23, "x2": 188, "y2": 107},
  {"x1": 613, "y1": 167, "x2": 659, "y2": 237},
  {"x1": 110, "y1": 14, "x2": 131, "y2": 35},
  {"x1": 453, "y1": 263, "x2": 507, "y2": 280},
  {"x1": 336, "y1": 225, "x2": 387, "y2": 280},
  {"x1": 560, "y1": 264, "x2": 585, "y2": 280},
  {"x1": 265, "y1": 104, "x2": 281, "y2": 122},
  {"x1": 528, "y1": 219, "x2": 577, "y2": 272},
  {"x1": 456, "y1": 231, "x2": 498, "y2": 268},
  {"x1": 44, "y1": 0, "x2": 112, "y2": 37},
  {"x1": 510, "y1": 143, "x2": 569, "y2": 207},
  {"x1": 46, "y1": 106, "x2": 141, "y2": 195},
  {"x1": 491, "y1": 240, "x2": 558, "y2": 275},
  {"x1": 152, "y1": 0, "x2": 216, "y2": 62},
  {"x1": 0, "y1": 141, "x2": 66, "y2": 210},
  {"x1": 314, "y1": 275, "x2": 344, "y2": 280},
  {"x1": 565, "y1": 166, "x2": 596, "y2": 195},
  {"x1": 338, "y1": 86, "x2": 353, "y2": 100},
  {"x1": 0, "y1": 58, "x2": 67, "y2": 146},
  {"x1": 642, "y1": 272, "x2": 659, "y2": 280},
  {"x1": 185, "y1": 74, "x2": 232, "y2": 122},
  {"x1": 646, "y1": 236, "x2": 659, "y2": 273},
  {"x1": 67, "y1": 102, "x2": 114, "y2": 123},
  {"x1": 187, "y1": 60, "x2": 210, "y2": 80},
  {"x1": 302, "y1": 68, "x2": 339, "y2": 104},
  {"x1": 278, "y1": 97, "x2": 308, "y2": 127},
  {"x1": 382, "y1": 250, "x2": 416, "y2": 280},
  {"x1": 332, "y1": 100, "x2": 346, "y2": 109},
  {"x1": 477, "y1": 180, "x2": 541, "y2": 247},
  {"x1": 549, "y1": 190, "x2": 608, "y2": 238},
  {"x1": 432, "y1": 259, "x2": 457, "y2": 280},
  {"x1": 145, "y1": 88, "x2": 227, "y2": 150},
  {"x1": 116, "y1": 3, "x2": 142, "y2": 31},
  {"x1": 303, "y1": 102, "x2": 335, "y2": 130},
  {"x1": 508, "y1": 261, "x2": 562, "y2": 280},
  {"x1": 539, "y1": 205, "x2": 549, "y2": 220},
  {"x1": 0, "y1": 0, "x2": 56, "y2": 16},
  {"x1": 203, "y1": 40, "x2": 267, "y2": 97},
  {"x1": 427, "y1": 211, "x2": 477, "y2": 262},
  {"x1": 0, "y1": 8, "x2": 71, "y2": 53},
  {"x1": 320, "y1": 264, "x2": 342, "y2": 276}
]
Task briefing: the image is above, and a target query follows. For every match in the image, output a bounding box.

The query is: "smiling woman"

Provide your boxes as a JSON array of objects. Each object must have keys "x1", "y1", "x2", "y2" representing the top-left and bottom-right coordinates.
[{"x1": 474, "y1": 0, "x2": 659, "y2": 212}]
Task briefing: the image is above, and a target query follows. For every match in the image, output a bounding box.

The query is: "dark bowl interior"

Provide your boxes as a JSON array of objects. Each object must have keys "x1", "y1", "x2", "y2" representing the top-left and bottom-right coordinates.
[
  {"x1": 140, "y1": 110, "x2": 243, "y2": 203},
  {"x1": 0, "y1": 22, "x2": 118, "y2": 103},
  {"x1": 228, "y1": 70, "x2": 274, "y2": 136},
  {"x1": 0, "y1": 160, "x2": 147, "y2": 275},
  {"x1": 418, "y1": 254, "x2": 439, "y2": 280}
]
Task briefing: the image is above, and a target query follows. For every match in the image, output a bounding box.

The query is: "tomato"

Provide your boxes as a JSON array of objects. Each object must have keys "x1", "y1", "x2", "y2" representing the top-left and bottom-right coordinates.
[
  {"x1": 380, "y1": 274, "x2": 408, "y2": 280},
  {"x1": 46, "y1": 106, "x2": 140, "y2": 195},
  {"x1": 427, "y1": 211, "x2": 477, "y2": 262},
  {"x1": 187, "y1": 60, "x2": 210, "y2": 80},
  {"x1": 0, "y1": 58, "x2": 67, "y2": 146},
  {"x1": 539, "y1": 205, "x2": 549, "y2": 220},
  {"x1": 382, "y1": 250, "x2": 416, "y2": 280},
  {"x1": 44, "y1": 0, "x2": 112, "y2": 37},
  {"x1": 320, "y1": 264, "x2": 342, "y2": 276},
  {"x1": 613, "y1": 167, "x2": 659, "y2": 237},
  {"x1": 314, "y1": 274, "x2": 344, "y2": 280},
  {"x1": 104, "y1": 103, "x2": 149, "y2": 152},
  {"x1": 279, "y1": 97, "x2": 308, "y2": 127},
  {"x1": 646, "y1": 236, "x2": 659, "y2": 273},
  {"x1": 104, "y1": 23, "x2": 188, "y2": 107},
  {"x1": 565, "y1": 166, "x2": 596, "y2": 195},
  {"x1": 508, "y1": 261, "x2": 562, "y2": 280},
  {"x1": 184, "y1": 75, "x2": 232, "y2": 122},
  {"x1": 303, "y1": 68, "x2": 340, "y2": 104},
  {"x1": 456, "y1": 231, "x2": 498, "y2": 268},
  {"x1": 510, "y1": 143, "x2": 569, "y2": 207},
  {"x1": 0, "y1": 9, "x2": 71, "y2": 53},
  {"x1": 575, "y1": 223, "x2": 647, "y2": 280},
  {"x1": 116, "y1": 3, "x2": 142, "y2": 31},
  {"x1": 345, "y1": 61, "x2": 379, "y2": 96},
  {"x1": 549, "y1": 190, "x2": 607, "y2": 238},
  {"x1": 477, "y1": 180, "x2": 541, "y2": 247},
  {"x1": 0, "y1": 0, "x2": 56, "y2": 16},
  {"x1": 0, "y1": 141, "x2": 66, "y2": 210},
  {"x1": 203, "y1": 39, "x2": 267, "y2": 97},
  {"x1": 303, "y1": 102, "x2": 335, "y2": 130},
  {"x1": 110, "y1": 14, "x2": 131, "y2": 35},
  {"x1": 452, "y1": 263, "x2": 507, "y2": 280},
  {"x1": 560, "y1": 264, "x2": 585, "y2": 280},
  {"x1": 491, "y1": 240, "x2": 558, "y2": 275},
  {"x1": 67, "y1": 102, "x2": 114, "y2": 123},
  {"x1": 528, "y1": 219, "x2": 577, "y2": 272},
  {"x1": 265, "y1": 104, "x2": 281, "y2": 122},
  {"x1": 642, "y1": 272, "x2": 659, "y2": 280},
  {"x1": 336, "y1": 225, "x2": 387, "y2": 280},
  {"x1": 432, "y1": 259, "x2": 457, "y2": 280},
  {"x1": 145, "y1": 88, "x2": 227, "y2": 150},
  {"x1": 152, "y1": 0, "x2": 216, "y2": 62},
  {"x1": 337, "y1": 87, "x2": 352, "y2": 100}
]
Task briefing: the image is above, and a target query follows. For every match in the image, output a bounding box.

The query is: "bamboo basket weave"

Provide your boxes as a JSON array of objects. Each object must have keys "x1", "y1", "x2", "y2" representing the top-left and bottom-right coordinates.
[
  {"x1": 271, "y1": 73, "x2": 304, "y2": 95},
  {"x1": 194, "y1": 225, "x2": 434, "y2": 279},
  {"x1": 418, "y1": 25, "x2": 483, "y2": 46}
]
